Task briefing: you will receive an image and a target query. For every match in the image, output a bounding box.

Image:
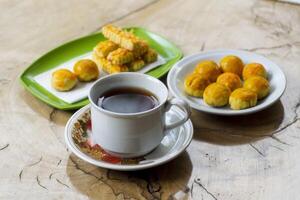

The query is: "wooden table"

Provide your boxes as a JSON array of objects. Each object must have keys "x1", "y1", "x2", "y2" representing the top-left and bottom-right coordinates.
[{"x1": 1, "y1": 0, "x2": 300, "y2": 199}]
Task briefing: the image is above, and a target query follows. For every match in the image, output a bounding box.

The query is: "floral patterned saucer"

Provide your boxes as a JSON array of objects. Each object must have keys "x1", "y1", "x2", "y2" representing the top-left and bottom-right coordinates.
[{"x1": 64, "y1": 105, "x2": 193, "y2": 171}]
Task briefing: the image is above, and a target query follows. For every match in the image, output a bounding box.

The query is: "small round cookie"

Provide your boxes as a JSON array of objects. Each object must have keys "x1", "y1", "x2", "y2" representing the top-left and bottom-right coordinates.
[
  {"x1": 52, "y1": 69, "x2": 77, "y2": 91},
  {"x1": 243, "y1": 63, "x2": 267, "y2": 80},
  {"x1": 73, "y1": 59, "x2": 99, "y2": 82},
  {"x1": 194, "y1": 60, "x2": 221, "y2": 82},
  {"x1": 220, "y1": 55, "x2": 244, "y2": 77},
  {"x1": 244, "y1": 76, "x2": 270, "y2": 99},
  {"x1": 216, "y1": 72, "x2": 242, "y2": 92},
  {"x1": 203, "y1": 83, "x2": 231, "y2": 107},
  {"x1": 229, "y1": 88, "x2": 257, "y2": 110},
  {"x1": 184, "y1": 73, "x2": 211, "y2": 97}
]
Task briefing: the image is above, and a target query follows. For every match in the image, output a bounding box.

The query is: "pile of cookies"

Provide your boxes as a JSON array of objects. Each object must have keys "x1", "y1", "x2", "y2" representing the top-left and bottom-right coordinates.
[
  {"x1": 184, "y1": 55, "x2": 270, "y2": 110},
  {"x1": 92, "y1": 24, "x2": 158, "y2": 74}
]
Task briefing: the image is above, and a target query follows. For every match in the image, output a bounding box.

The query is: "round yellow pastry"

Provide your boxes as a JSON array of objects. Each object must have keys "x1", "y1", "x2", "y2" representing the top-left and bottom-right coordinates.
[
  {"x1": 220, "y1": 55, "x2": 244, "y2": 77},
  {"x1": 244, "y1": 76, "x2": 270, "y2": 99},
  {"x1": 216, "y1": 72, "x2": 242, "y2": 92},
  {"x1": 51, "y1": 69, "x2": 77, "y2": 91},
  {"x1": 229, "y1": 88, "x2": 257, "y2": 110},
  {"x1": 73, "y1": 59, "x2": 99, "y2": 82},
  {"x1": 203, "y1": 83, "x2": 231, "y2": 107},
  {"x1": 194, "y1": 60, "x2": 221, "y2": 82},
  {"x1": 242, "y1": 63, "x2": 267, "y2": 80},
  {"x1": 184, "y1": 73, "x2": 211, "y2": 97}
]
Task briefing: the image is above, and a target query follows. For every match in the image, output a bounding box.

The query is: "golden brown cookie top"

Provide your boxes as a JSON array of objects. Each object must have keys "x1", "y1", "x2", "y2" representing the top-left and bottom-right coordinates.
[
  {"x1": 230, "y1": 88, "x2": 257, "y2": 101},
  {"x1": 243, "y1": 63, "x2": 267, "y2": 80},
  {"x1": 216, "y1": 72, "x2": 242, "y2": 92},
  {"x1": 220, "y1": 55, "x2": 244, "y2": 77},
  {"x1": 194, "y1": 60, "x2": 221, "y2": 82}
]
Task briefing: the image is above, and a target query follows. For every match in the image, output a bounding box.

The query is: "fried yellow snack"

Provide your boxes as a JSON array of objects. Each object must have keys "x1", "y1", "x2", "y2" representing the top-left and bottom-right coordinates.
[
  {"x1": 229, "y1": 88, "x2": 257, "y2": 110},
  {"x1": 93, "y1": 52, "x2": 128, "y2": 74},
  {"x1": 216, "y1": 72, "x2": 242, "y2": 92},
  {"x1": 203, "y1": 83, "x2": 231, "y2": 107},
  {"x1": 107, "y1": 48, "x2": 134, "y2": 65},
  {"x1": 73, "y1": 59, "x2": 99, "y2": 82},
  {"x1": 93, "y1": 40, "x2": 119, "y2": 58},
  {"x1": 194, "y1": 60, "x2": 221, "y2": 82},
  {"x1": 244, "y1": 76, "x2": 270, "y2": 99},
  {"x1": 133, "y1": 40, "x2": 149, "y2": 58},
  {"x1": 51, "y1": 69, "x2": 77, "y2": 91},
  {"x1": 102, "y1": 24, "x2": 147, "y2": 51},
  {"x1": 243, "y1": 63, "x2": 267, "y2": 80},
  {"x1": 107, "y1": 64, "x2": 129, "y2": 74},
  {"x1": 102, "y1": 24, "x2": 123, "y2": 43},
  {"x1": 92, "y1": 51, "x2": 105, "y2": 68},
  {"x1": 220, "y1": 55, "x2": 244, "y2": 77},
  {"x1": 128, "y1": 59, "x2": 145, "y2": 71},
  {"x1": 143, "y1": 48, "x2": 158, "y2": 63},
  {"x1": 184, "y1": 73, "x2": 211, "y2": 97}
]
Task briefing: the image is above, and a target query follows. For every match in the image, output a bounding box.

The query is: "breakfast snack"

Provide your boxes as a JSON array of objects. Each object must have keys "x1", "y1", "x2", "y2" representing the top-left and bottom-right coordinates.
[
  {"x1": 203, "y1": 83, "x2": 231, "y2": 107},
  {"x1": 107, "y1": 48, "x2": 134, "y2": 65},
  {"x1": 194, "y1": 60, "x2": 221, "y2": 82},
  {"x1": 183, "y1": 54, "x2": 271, "y2": 111},
  {"x1": 73, "y1": 59, "x2": 99, "y2": 82},
  {"x1": 52, "y1": 69, "x2": 77, "y2": 91},
  {"x1": 102, "y1": 24, "x2": 147, "y2": 52},
  {"x1": 220, "y1": 55, "x2": 244, "y2": 77},
  {"x1": 92, "y1": 24, "x2": 158, "y2": 74},
  {"x1": 143, "y1": 48, "x2": 158, "y2": 63},
  {"x1": 216, "y1": 72, "x2": 242, "y2": 92},
  {"x1": 93, "y1": 40, "x2": 119, "y2": 58},
  {"x1": 244, "y1": 76, "x2": 270, "y2": 99},
  {"x1": 243, "y1": 63, "x2": 267, "y2": 80},
  {"x1": 128, "y1": 59, "x2": 145, "y2": 71},
  {"x1": 93, "y1": 52, "x2": 128, "y2": 74},
  {"x1": 184, "y1": 73, "x2": 211, "y2": 97},
  {"x1": 229, "y1": 88, "x2": 257, "y2": 110}
]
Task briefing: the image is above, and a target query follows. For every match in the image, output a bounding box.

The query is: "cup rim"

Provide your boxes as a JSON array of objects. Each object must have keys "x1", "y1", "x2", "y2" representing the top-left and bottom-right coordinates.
[{"x1": 88, "y1": 72, "x2": 168, "y2": 117}]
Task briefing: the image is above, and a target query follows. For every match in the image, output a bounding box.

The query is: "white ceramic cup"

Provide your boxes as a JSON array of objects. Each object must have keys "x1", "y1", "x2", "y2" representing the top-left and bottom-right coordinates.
[{"x1": 89, "y1": 72, "x2": 191, "y2": 158}]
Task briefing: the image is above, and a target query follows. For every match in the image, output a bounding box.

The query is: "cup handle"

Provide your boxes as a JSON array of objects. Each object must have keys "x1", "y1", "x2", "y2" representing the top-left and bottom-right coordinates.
[{"x1": 164, "y1": 98, "x2": 191, "y2": 131}]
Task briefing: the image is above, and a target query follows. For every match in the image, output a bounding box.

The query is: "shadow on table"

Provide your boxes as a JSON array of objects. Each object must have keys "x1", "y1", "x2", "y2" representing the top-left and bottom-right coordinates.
[
  {"x1": 66, "y1": 151, "x2": 192, "y2": 199},
  {"x1": 191, "y1": 101, "x2": 284, "y2": 145}
]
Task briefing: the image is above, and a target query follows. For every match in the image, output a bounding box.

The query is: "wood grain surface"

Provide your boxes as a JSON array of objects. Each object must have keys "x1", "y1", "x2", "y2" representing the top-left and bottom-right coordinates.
[{"x1": 1, "y1": 0, "x2": 300, "y2": 199}]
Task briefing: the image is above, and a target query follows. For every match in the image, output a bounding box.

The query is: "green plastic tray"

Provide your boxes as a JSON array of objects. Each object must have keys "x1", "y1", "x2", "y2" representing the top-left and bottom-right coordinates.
[{"x1": 19, "y1": 27, "x2": 182, "y2": 110}]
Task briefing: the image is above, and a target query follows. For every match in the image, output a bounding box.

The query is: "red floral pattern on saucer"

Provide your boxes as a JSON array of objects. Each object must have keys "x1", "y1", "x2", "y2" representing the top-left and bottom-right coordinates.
[{"x1": 71, "y1": 111, "x2": 145, "y2": 165}]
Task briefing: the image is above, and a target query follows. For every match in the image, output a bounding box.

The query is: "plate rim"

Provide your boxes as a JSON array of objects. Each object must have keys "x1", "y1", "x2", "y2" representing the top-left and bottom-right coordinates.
[
  {"x1": 19, "y1": 27, "x2": 183, "y2": 110},
  {"x1": 167, "y1": 49, "x2": 287, "y2": 116},
  {"x1": 64, "y1": 104, "x2": 193, "y2": 171}
]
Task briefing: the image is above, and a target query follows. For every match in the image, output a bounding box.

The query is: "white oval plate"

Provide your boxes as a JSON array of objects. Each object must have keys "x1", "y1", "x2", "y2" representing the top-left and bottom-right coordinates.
[
  {"x1": 65, "y1": 105, "x2": 193, "y2": 171},
  {"x1": 167, "y1": 49, "x2": 286, "y2": 116}
]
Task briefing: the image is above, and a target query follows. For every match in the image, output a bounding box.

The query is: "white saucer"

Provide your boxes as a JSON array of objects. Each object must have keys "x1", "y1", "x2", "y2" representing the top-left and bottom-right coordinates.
[
  {"x1": 64, "y1": 105, "x2": 193, "y2": 171},
  {"x1": 167, "y1": 49, "x2": 286, "y2": 115}
]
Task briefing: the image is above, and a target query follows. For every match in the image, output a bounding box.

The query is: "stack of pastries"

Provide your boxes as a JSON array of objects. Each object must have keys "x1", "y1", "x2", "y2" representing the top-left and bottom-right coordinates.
[
  {"x1": 92, "y1": 24, "x2": 158, "y2": 74},
  {"x1": 51, "y1": 24, "x2": 158, "y2": 92},
  {"x1": 184, "y1": 55, "x2": 270, "y2": 110}
]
